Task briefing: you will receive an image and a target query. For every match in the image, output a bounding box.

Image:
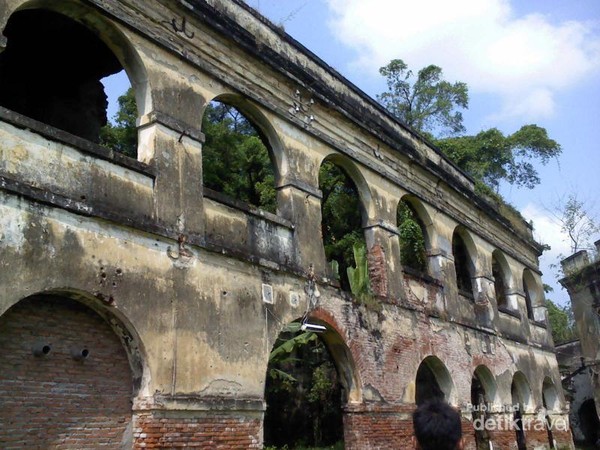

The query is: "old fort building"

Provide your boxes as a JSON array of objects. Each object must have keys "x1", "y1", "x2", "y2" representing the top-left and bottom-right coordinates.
[{"x1": 0, "y1": 0, "x2": 572, "y2": 448}]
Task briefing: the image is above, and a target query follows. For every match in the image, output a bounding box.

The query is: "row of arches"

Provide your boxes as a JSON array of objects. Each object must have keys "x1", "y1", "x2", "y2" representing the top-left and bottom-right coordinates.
[
  {"x1": 0, "y1": 7, "x2": 544, "y2": 320},
  {"x1": 0, "y1": 292, "x2": 560, "y2": 448}
]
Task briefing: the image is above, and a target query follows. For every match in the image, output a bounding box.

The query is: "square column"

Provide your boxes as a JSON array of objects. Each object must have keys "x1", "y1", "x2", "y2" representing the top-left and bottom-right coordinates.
[{"x1": 138, "y1": 112, "x2": 205, "y2": 239}]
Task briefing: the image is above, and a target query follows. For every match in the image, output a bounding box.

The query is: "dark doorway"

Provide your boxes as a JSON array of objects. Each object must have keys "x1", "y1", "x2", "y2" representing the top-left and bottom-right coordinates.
[
  {"x1": 416, "y1": 361, "x2": 445, "y2": 405},
  {"x1": 471, "y1": 374, "x2": 491, "y2": 450},
  {"x1": 579, "y1": 399, "x2": 600, "y2": 446},
  {"x1": 264, "y1": 323, "x2": 344, "y2": 449},
  {"x1": 511, "y1": 381, "x2": 527, "y2": 450}
]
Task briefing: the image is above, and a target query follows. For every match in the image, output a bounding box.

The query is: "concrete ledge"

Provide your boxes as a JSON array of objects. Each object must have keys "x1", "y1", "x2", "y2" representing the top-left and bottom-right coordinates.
[{"x1": 0, "y1": 106, "x2": 155, "y2": 177}]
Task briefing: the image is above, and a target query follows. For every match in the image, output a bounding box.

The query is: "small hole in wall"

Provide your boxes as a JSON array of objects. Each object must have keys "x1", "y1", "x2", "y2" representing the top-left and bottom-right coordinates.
[{"x1": 32, "y1": 342, "x2": 52, "y2": 357}]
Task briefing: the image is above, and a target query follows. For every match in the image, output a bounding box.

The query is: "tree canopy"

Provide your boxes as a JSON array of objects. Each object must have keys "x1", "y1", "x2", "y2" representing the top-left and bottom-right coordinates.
[
  {"x1": 550, "y1": 193, "x2": 600, "y2": 254},
  {"x1": 378, "y1": 59, "x2": 468, "y2": 136},
  {"x1": 99, "y1": 87, "x2": 138, "y2": 158},
  {"x1": 436, "y1": 125, "x2": 561, "y2": 191},
  {"x1": 201, "y1": 101, "x2": 277, "y2": 213},
  {"x1": 319, "y1": 161, "x2": 364, "y2": 291},
  {"x1": 546, "y1": 298, "x2": 577, "y2": 344},
  {"x1": 378, "y1": 59, "x2": 561, "y2": 191}
]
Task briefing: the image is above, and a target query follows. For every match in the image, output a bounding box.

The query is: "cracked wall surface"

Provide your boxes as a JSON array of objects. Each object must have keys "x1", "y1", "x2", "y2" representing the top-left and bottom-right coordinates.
[{"x1": 0, "y1": 0, "x2": 571, "y2": 449}]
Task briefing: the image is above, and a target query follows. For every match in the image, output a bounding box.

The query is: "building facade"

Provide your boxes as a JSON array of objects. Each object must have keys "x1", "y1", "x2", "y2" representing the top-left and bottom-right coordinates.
[
  {"x1": 0, "y1": 1, "x2": 571, "y2": 448},
  {"x1": 559, "y1": 242, "x2": 600, "y2": 448}
]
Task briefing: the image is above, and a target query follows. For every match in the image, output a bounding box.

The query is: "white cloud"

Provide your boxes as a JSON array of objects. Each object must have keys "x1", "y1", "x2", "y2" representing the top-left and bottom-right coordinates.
[
  {"x1": 326, "y1": 0, "x2": 600, "y2": 123},
  {"x1": 521, "y1": 203, "x2": 571, "y2": 304},
  {"x1": 521, "y1": 203, "x2": 570, "y2": 259}
]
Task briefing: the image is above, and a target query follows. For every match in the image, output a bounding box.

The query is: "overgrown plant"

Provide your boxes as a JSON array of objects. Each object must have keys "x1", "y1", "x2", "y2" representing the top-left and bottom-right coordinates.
[
  {"x1": 397, "y1": 201, "x2": 427, "y2": 272},
  {"x1": 346, "y1": 242, "x2": 381, "y2": 314},
  {"x1": 319, "y1": 161, "x2": 364, "y2": 291},
  {"x1": 264, "y1": 323, "x2": 344, "y2": 448},
  {"x1": 99, "y1": 87, "x2": 138, "y2": 158}
]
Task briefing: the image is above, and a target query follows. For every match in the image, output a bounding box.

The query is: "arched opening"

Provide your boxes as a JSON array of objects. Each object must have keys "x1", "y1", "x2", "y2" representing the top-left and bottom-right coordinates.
[
  {"x1": 471, "y1": 366, "x2": 496, "y2": 450},
  {"x1": 201, "y1": 99, "x2": 277, "y2": 213},
  {"x1": 0, "y1": 8, "x2": 138, "y2": 154},
  {"x1": 578, "y1": 399, "x2": 600, "y2": 446},
  {"x1": 542, "y1": 377, "x2": 559, "y2": 448},
  {"x1": 511, "y1": 372, "x2": 531, "y2": 450},
  {"x1": 319, "y1": 156, "x2": 367, "y2": 292},
  {"x1": 397, "y1": 196, "x2": 428, "y2": 273},
  {"x1": 415, "y1": 356, "x2": 455, "y2": 406},
  {"x1": 99, "y1": 79, "x2": 138, "y2": 158},
  {"x1": 264, "y1": 319, "x2": 358, "y2": 449},
  {"x1": 452, "y1": 228, "x2": 475, "y2": 298},
  {"x1": 523, "y1": 269, "x2": 538, "y2": 321},
  {"x1": 492, "y1": 250, "x2": 510, "y2": 310},
  {"x1": 0, "y1": 294, "x2": 140, "y2": 448}
]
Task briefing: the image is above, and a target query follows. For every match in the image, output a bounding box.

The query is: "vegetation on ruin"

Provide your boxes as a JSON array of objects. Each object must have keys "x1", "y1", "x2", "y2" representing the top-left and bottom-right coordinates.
[
  {"x1": 319, "y1": 161, "x2": 366, "y2": 291},
  {"x1": 397, "y1": 200, "x2": 427, "y2": 273},
  {"x1": 546, "y1": 298, "x2": 577, "y2": 344},
  {"x1": 100, "y1": 87, "x2": 138, "y2": 158},
  {"x1": 201, "y1": 101, "x2": 277, "y2": 213},
  {"x1": 378, "y1": 59, "x2": 562, "y2": 192},
  {"x1": 264, "y1": 322, "x2": 344, "y2": 449}
]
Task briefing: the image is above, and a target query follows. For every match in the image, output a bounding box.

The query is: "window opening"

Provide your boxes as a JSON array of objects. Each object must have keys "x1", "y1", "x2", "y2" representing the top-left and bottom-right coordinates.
[
  {"x1": 319, "y1": 160, "x2": 365, "y2": 292},
  {"x1": 397, "y1": 199, "x2": 427, "y2": 273},
  {"x1": 453, "y1": 232, "x2": 473, "y2": 296},
  {"x1": 492, "y1": 255, "x2": 508, "y2": 309},
  {"x1": 202, "y1": 100, "x2": 276, "y2": 213},
  {"x1": 0, "y1": 10, "x2": 122, "y2": 143}
]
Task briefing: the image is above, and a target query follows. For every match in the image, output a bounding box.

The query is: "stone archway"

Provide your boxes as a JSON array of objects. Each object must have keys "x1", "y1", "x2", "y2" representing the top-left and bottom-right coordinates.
[
  {"x1": 263, "y1": 316, "x2": 361, "y2": 449},
  {"x1": 471, "y1": 365, "x2": 497, "y2": 450},
  {"x1": 511, "y1": 371, "x2": 532, "y2": 450},
  {"x1": 0, "y1": 294, "x2": 138, "y2": 449},
  {"x1": 415, "y1": 355, "x2": 456, "y2": 405}
]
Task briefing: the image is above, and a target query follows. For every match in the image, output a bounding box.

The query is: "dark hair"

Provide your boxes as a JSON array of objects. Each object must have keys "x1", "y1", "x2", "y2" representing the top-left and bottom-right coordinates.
[{"x1": 413, "y1": 399, "x2": 462, "y2": 450}]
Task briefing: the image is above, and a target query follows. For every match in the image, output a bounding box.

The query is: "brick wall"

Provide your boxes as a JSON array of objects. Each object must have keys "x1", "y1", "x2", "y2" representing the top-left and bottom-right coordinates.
[
  {"x1": 133, "y1": 413, "x2": 262, "y2": 449},
  {"x1": 0, "y1": 296, "x2": 133, "y2": 449},
  {"x1": 343, "y1": 411, "x2": 413, "y2": 449}
]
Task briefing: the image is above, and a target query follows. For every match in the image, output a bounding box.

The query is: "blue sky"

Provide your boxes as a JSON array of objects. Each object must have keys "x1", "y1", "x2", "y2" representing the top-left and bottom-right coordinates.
[
  {"x1": 105, "y1": 0, "x2": 600, "y2": 306},
  {"x1": 243, "y1": 0, "x2": 600, "y2": 306}
]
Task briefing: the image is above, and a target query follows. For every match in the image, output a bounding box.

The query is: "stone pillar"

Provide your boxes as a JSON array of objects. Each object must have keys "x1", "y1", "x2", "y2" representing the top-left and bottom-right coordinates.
[
  {"x1": 426, "y1": 231, "x2": 455, "y2": 316},
  {"x1": 513, "y1": 289, "x2": 533, "y2": 339},
  {"x1": 427, "y1": 247, "x2": 453, "y2": 283},
  {"x1": 471, "y1": 271, "x2": 496, "y2": 330},
  {"x1": 276, "y1": 178, "x2": 328, "y2": 276},
  {"x1": 138, "y1": 111, "x2": 204, "y2": 240},
  {"x1": 363, "y1": 220, "x2": 405, "y2": 301}
]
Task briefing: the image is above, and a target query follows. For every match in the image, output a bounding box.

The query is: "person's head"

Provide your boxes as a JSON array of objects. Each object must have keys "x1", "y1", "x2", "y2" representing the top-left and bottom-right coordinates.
[{"x1": 413, "y1": 399, "x2": 463, "y2": 450}]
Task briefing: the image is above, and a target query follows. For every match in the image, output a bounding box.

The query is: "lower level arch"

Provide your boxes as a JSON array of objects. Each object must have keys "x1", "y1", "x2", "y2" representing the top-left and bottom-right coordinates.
[{"x1": 0, "y1": 294, "x2": 137, "y2": 448}]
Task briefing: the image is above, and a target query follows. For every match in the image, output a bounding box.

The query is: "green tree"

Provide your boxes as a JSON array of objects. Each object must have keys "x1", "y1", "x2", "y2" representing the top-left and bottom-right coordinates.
[
  {"x1": 319, "y1": 161, "x2": 364, "y2": 291},
  {"x1": 264, "y1": 323, "x2": 343, "y2": 448},
  {"x1": 397, "y1": 200, "x2": 427, "y2": 272},
  {"x1": 377, "y1": 59, "x2": 468, "y2": 136},
  {"x1": 378, "y1": 59, "x2": 562, "y2": 191},
  {"x1": 546, "y1": 299, "x2": 577, "y2": 344},
  {"x1": 202, "y1": 101, "x2": 277, "y2": 213},
  {"x1": 437, "y1": 125, "x2": 561, "y2": 191},
  {"x1": 99, "y1": 87, "x2": 138, "y2": 158}
]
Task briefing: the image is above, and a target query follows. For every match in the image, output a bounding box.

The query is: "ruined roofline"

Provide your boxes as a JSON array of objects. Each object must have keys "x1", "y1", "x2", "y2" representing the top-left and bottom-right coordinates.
[{"x1": 179, "y1": 0, "x2": 541, "y2": 253}]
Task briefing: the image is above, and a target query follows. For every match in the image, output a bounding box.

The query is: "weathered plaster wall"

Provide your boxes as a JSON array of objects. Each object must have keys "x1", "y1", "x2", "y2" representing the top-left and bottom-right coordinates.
[{"x1": 0, "y1": 0, "x2": 570, "y2": 449}]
